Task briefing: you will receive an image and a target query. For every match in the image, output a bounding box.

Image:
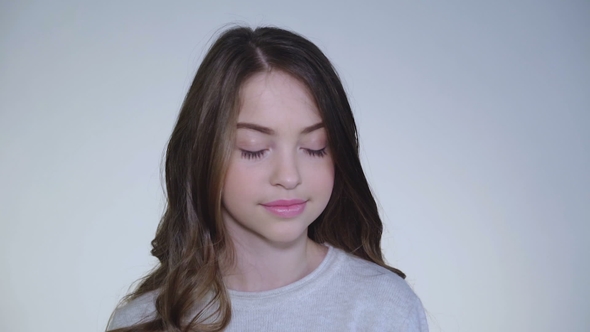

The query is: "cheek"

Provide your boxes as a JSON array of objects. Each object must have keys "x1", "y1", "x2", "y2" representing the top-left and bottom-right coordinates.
[
  {"x1": 303, "y1": 157, "x2": 335, "y2": 196},
  {"x1": 222, "y1": 159, "x2": 266, "y2": 203},
  {"x1": 224, "y1": 164, "x2": 250, "y2": 197}
]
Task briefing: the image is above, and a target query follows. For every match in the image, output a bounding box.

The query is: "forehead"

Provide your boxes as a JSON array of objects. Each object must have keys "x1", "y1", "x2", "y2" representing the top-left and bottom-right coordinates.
[{"x1": 238, "y1": 70, "x2": 321, "y2": 125}]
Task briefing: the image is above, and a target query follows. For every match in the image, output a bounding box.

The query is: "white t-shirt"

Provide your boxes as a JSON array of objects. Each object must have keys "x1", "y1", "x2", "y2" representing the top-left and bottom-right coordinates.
[{"x1": 107, "y1": 245, "x2": 428, "y2": 331}]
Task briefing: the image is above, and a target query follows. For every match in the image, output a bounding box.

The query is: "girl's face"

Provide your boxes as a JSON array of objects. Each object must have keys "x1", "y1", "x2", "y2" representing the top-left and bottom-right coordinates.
[{"x1": 221, "y1": 70, "x2": 334, "y2": 248}]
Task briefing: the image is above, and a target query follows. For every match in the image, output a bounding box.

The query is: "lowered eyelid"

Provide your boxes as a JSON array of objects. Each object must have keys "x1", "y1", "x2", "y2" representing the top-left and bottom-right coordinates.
[
  {"x1": 236, "y1": 135, "x2": 267, "y2": 146},
  {"x1": 300, "y1": 135, "x2": 327, "y2": 147}
]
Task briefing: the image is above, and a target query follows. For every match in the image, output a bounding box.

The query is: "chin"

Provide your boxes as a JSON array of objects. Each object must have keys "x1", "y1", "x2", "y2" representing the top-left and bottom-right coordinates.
[{"x1": 259, "y1": 223, "x2": 311, "y2": 247}]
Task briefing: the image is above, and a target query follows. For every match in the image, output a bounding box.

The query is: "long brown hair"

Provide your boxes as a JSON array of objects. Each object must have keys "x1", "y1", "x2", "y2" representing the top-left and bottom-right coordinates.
[{"x1": 111, "y1": 25, "x2": 405, "y2": 332}]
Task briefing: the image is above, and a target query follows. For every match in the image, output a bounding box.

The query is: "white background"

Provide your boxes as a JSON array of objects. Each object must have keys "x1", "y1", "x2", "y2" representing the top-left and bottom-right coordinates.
[{"x1": 1, "y1": 1, "x2": 588, "y2": 331}]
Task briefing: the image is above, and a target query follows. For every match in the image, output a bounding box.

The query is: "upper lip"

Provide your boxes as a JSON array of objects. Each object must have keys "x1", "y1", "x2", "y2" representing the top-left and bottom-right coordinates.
[{"x1": 262, "y1": 199, "x2": 306, "y2": 207}]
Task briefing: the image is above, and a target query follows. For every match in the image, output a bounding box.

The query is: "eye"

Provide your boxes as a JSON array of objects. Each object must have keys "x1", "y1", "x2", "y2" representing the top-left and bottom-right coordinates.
[
  {"x1": 240, "y1": 149, "x2": 267, "y2": 160},
  {"x1": 305, "y1": 147, "x2": 327, "y2": 158}
]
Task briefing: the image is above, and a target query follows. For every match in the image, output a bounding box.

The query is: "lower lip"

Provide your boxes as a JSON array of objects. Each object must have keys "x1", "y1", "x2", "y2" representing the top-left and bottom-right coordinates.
[{"x1": 262, "y1": 202, "x2": 306, "y2": 218}]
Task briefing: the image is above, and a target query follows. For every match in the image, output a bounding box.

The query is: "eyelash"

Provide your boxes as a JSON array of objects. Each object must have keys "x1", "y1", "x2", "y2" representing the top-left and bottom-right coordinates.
[
  {"x1": 306, "y1": 148, "x2": 328, "y2": 158},
  {"x1": 240, "y1": 148, "x2": 327, "y2": 160},
  {"x1": 241, "y1": 150, "x2": 267, "y2": 160}
]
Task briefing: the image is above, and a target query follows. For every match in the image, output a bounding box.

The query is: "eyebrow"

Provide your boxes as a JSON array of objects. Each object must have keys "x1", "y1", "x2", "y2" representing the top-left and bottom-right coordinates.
[{"x1": 236, "y1": 122, "x2": 324, "y2": 135}]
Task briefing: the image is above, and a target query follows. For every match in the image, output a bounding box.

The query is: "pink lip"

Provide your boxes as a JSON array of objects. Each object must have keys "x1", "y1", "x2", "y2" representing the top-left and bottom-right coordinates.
[{"x1": 262, "y1": 199, "x2": 307, "y2": 218}]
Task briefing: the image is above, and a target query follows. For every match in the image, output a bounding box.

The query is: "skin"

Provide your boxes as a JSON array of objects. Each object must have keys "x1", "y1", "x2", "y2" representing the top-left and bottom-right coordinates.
[{"x1": 221, "y1": 70, "x2": 334, "y2": 292}]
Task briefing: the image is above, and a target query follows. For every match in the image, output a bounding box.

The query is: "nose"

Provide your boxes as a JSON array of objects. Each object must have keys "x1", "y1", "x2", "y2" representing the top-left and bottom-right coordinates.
[{"x1": 270, "y1": 149, "x2": 301, "y2": 190}]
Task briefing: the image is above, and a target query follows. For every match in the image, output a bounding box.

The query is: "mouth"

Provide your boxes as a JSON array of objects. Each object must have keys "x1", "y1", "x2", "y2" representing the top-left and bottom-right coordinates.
[{"x1": 261, "y1": 199, "x2": 307, "y2": 218}]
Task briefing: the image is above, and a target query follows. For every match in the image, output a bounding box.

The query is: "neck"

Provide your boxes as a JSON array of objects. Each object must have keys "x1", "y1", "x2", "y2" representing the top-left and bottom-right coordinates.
[{"x1": 222, "y1": 237, "x2": 328, "y2": 292}]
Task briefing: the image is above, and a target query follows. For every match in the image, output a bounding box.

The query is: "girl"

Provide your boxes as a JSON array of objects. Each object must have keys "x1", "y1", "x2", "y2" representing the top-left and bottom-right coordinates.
[{"x1": 107, "y1": 26, "x2": 428, "y2": 332}]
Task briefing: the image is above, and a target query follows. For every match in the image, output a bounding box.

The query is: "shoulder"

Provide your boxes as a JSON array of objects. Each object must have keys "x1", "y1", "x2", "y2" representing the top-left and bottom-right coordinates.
[
  {"x1": 106, "y1": 291, "x2": 158, "y2": 331},
  {"x1": 329, "y1": 248, "x2": 429, "y2": 331},
  {"x1": 334, "y1": 248, "x2": 415, "y2": 299}
]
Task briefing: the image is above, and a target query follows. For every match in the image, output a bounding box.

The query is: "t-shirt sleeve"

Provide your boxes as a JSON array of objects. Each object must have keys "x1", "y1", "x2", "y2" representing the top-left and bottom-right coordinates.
[
  {"x1": 400, "y1": 296, "x2": 429, "y2": 332},
  {"x1": 106, "y1": 293, "x2": 157, "y2": 331}
]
